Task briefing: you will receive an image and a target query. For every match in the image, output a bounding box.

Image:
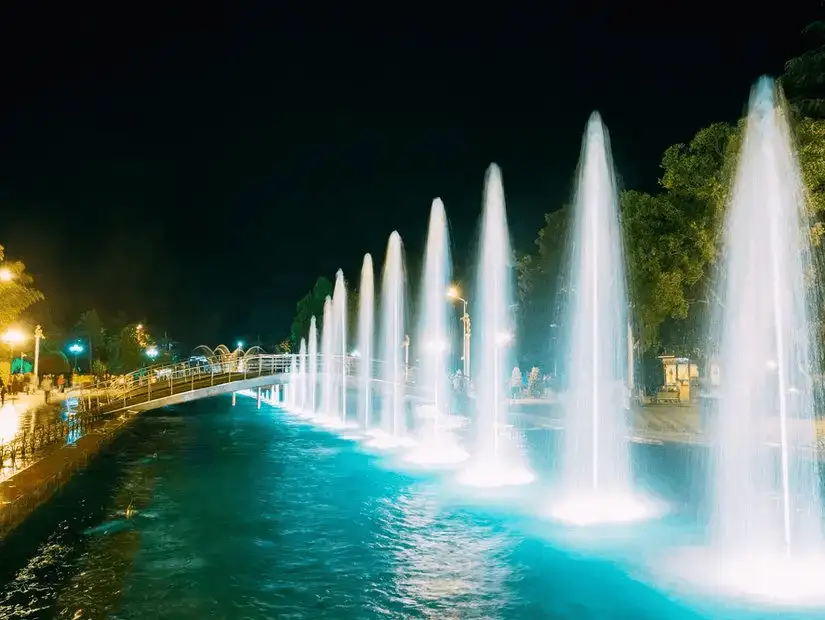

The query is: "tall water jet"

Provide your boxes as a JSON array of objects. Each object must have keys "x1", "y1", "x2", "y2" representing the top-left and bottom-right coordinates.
[
  {"x1": 547, "y1": 112, "x2": 657, "y2": 525},
  {"x1": 287, "y1": 354, "x2": 298, "y2": 409},
  {"x1": 368, "y1": 231, "x2": 413, "y2": 449},
  {"x1": 299, "y1": 338, "x2": 307, "y2": 412},
  {"x1": 406, "y1": 198, "x2": 469, "y2": 465},
  {"x1": 308, "y1": 316, "x2": 318, "y2": 413},
  {"x1": 320, "y1": 296, "x2": 334, "y2": 419},
  {"x1": 457, "y1": 164, "x2": 533, "y2": 486},
  {"x1": 358, "y1": 254, "x2": 375, "y2": 429},
  {"x1": 332, "y1": 270, "x2": 349, "y2": 426},
  {"x1": 668, "y1": 78, "x2": 825, "y2": 605}
]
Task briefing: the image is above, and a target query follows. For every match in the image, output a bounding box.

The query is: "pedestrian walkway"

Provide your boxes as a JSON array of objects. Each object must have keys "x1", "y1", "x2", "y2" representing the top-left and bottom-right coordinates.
[{"x1": 0, "y1": 391, "x2": 67, "y2": 444}]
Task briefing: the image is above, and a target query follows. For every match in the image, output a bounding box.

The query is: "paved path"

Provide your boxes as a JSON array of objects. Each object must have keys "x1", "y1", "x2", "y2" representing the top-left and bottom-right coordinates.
[{"x1": 0, "y1": 391, "x2": 66, "y2": 442}]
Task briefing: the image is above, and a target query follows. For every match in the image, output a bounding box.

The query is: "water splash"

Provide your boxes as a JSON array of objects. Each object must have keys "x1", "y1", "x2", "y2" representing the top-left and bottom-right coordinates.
[
  {"x1": 308, "y1": 316, "x2": 318, "y2": 413},
  {"x1": 333, "y1": 270, "x2": 348, "y2": 425},
  {"x1": 287, "y1": 354, "x2": 298, "y2": 409},
  {"x1": 369, "y1": 231, "x2": 414, "y2": 449},
  {"x1": 548, "y1": 113, "x2": 659, "y2": 524},
  {"x1": 320, "y1": 296, "x2": 334, "y2": 419},
  {"x1": 457, "y1": 165, "x2": 533, "y2": 487},
  {"x1": 406, "y1": 198, "x2": 469, "y2": 466},
  {"x1": 299, "y1": 338, "x2": 307, "y2": 412},
  {"x1": 358, "y1": 254, "x2": 375, "y2": 429},
  {"x1": 659, "y1": 78, "x2": 825, "y2": 608}
]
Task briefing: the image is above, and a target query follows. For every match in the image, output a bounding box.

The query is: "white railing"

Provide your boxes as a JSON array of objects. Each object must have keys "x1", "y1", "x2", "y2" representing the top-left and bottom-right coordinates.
[{"x1": 71, "y1": 352, "x2": 423, "y2": 414}]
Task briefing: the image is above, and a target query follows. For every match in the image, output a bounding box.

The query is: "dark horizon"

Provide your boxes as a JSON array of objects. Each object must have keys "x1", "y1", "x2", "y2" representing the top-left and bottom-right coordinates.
[{"x1": 0, "y1": 2, "x2": 821, "y2": 349}]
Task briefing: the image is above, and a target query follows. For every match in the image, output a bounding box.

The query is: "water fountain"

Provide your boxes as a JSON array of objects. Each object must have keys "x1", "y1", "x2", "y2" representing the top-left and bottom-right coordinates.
[
  {"x1": 320, "y1": 296, "x2": 334, "y2": 421},
  {"x1": 665, "y1": 77, "x2": 825, "y2": 606},
  {"x1": 547, "y1": 112, "x2": 660, "y2": 525},
  {"x1": 308, "y1": 316, "x2": 318, "y2": 414},
  {"x1": 287, "y1": 354, "x2": 298, "y2": 409},
  {"x1": 367, "y1": 231, "x2": 415, "y2": 449},
  {"x1": 358, "y1": 254, "x2": 375, "y2": 429},
  {"x1": 298, "y1": 338, "x2": 307, "y2": 412},
  {"x1": 332, "y1": 270, "x2": 349, "y2": 427},
  {"x1": 457, "y1": 164, "x2": 534, "y2": 487},
  {"x1": 406, "y1": 198, "x2": 469, "y2": 466}
]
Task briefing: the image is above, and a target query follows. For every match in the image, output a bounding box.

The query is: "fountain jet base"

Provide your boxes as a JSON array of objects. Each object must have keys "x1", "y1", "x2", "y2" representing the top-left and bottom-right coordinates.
[
  {"x1": 364, "y1": 429, "x2": 417, "y2": 450},
  {"x1": 404, "y1": 436, "x2": 469, "y2": 467},
  {"x1": 546, "y1": 490, "x2": 664, "y2": 526},
  {"x1": 456, "y1": 457, "x2": 535, "y2": 488},
  {"x1": 660, "y1": 548, "x2": 825, "y2": 608}
]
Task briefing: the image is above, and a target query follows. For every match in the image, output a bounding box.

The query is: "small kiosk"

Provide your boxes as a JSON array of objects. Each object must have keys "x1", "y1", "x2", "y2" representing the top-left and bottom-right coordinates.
[{"x1": 656, "y1": 355, "x2": 698, "y2": 404}]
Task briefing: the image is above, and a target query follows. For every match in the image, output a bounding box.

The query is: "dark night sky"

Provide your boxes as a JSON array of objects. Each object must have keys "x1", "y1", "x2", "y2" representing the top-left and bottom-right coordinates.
[{"x1": 0, "y1": 2, "x2": 820, "y2": 349}]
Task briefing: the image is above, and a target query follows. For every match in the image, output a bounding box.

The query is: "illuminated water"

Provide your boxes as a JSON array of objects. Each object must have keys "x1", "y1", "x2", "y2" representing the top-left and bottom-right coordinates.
[
  {"x1": 332, "y1": 270, "x2": 348, "y2": 425},
  {"x1": 406, "y1": 198, "x2": 469, "y2": 466},
  {"x1": 2, "y1": 398, "x2": 816, "y2": 619},
  {"x1": 550, "y1": 113, "x2": 657, "y2": 524},
  {"x1": 357, "y1": 253, "x2": 375, "y2": 429},
  {"x1": 458, "y1": 164, "x2": 533, "y2": 486},
  {"x1": 664, "y1": 78, "x2": 825, "y2": 606},
  {"x1": 374, "y1": 231, "x2": 410, "y2": 447},
  {"x1": 320, "y1": 296, "x2": 334, "y2": 419},
  {"x1": 308, "y1": 316, "x2": 318, "y2": 414},
  {"x1": 298, "y1": 338, "x2": 307, "y2": 412}
]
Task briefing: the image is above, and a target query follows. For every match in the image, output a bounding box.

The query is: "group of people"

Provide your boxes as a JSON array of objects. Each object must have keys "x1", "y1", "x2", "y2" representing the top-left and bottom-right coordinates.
[{"x1": 0, "y1": 373, "x2": 66, "y2": 406}]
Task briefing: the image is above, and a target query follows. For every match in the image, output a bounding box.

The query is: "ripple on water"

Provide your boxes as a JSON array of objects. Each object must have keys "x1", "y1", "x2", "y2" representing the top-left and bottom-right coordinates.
[{"x1": 0, "y1": 399, "x2": 812, "y2": 619}]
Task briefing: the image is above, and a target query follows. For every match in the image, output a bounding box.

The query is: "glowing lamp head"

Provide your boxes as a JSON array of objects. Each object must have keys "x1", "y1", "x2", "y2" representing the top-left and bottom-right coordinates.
[
  {"x1": 68, "y1": 343, "x2": 84, "y2": 354},
  {"x1": 236, "y1": 341, "x2": 244, "y2": 350},
  {"x1": 495, "y1": 331, "x2": 513, "y2": 347},
  {"x1": 447, "y1": 286, "x2": 460, "y2": 300},
  {"x1": 2, "y1": 328, "x2": 25, "y2": 345},
  {"x1": 0, "y1": 268, "x2": 12, "y2": 282},
  {"x1": 146, "y1": 346, "x2": 159, "y2": 359},
  {"x1": 136, "y1": 324, "x2": 143, "y2": 331}
]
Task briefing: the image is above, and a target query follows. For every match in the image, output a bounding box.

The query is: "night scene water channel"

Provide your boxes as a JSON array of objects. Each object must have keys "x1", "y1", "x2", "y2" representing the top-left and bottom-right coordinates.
[{"x1": 0, "y1": 393, "x2": 813, "y2": 620}]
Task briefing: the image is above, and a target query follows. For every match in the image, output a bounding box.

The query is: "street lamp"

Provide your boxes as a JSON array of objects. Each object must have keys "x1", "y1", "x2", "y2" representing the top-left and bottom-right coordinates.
[
  {"x1": 34, "y1": 325, "x2": 44, "y2": 379},
  {"x1": 146, "y1": 346, "x2": 159, "y2": 360},
  {"x1": 447, "y1": 285, "x2": 471, "y2": 379},
  {"x1": 0, "y1": 268, "x2": 13, "y2": 282},
  {"x1": 3, "y1": 327, "x2": 25, "y2": 379},
  {"x1": 236, "y1": 341, "x2": 244, "y2": 350},
  {"x1": 68, "y1": 343, "x2": 84, "y2": 372}
]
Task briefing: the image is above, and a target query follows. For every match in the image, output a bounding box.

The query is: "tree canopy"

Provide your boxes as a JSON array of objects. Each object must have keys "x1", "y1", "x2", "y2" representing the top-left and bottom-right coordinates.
[
  {"x1": 0, "y1": 245, "x2": 44, "y2": 329},
  {"x1": 290, "y1": 276, "x2": 333, "y2": 346}
]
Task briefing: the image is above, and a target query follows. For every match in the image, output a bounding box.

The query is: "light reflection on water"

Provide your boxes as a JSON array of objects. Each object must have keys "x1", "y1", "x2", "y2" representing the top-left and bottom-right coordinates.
[{"x1": 0, "y1": 399, "x2": 820, "y2": 619}]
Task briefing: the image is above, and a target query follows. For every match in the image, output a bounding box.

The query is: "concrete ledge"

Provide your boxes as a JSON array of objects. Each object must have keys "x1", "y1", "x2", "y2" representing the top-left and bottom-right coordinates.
[{"x1": 0, "y1": 415, "x2": 131, "y2": 539}]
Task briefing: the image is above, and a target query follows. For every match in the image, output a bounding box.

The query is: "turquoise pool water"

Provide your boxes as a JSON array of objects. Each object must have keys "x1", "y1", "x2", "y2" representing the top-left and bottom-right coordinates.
[{"x1": 0, "y1": 397, "x2": 818, "y2": 619}]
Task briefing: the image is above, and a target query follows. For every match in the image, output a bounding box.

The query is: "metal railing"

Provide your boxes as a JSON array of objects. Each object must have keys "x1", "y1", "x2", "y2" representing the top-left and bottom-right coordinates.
[
  {"x1": 69, "y1": 352, "x2": 423, "y2": 415},
  {"x1": 71, "y1": 353, "x2": 295, "y2": 415}
]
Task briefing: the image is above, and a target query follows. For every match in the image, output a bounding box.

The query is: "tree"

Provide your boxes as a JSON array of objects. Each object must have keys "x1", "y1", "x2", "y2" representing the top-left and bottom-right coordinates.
[
  {"x1": 0, "y1": 245, "x2": 44, "y2": 329},
  {"x1": 290, "y1": 276, "x2": 333, "y2": 346},
  {"x1": 515, "y1": 208, "x2": 569, "y2": 364},
  {"x1": 73, "y1": 309, "x2": 106, "y2": 364},
  {"x1": 783, "y1": 21, "x2": 825, "y2": 119},
  {"x1": 621, "y1": 122, "x2": 741, "y2": 355},
  {"x1": 107, "y1": 322, "x2": 153, "y2": 372}
]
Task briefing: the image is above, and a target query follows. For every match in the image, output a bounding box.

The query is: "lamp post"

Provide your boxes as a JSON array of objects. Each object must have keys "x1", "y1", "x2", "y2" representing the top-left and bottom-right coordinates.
[
  {"x1": 3, "y1": 327, "x2": 25, "y2": 382},
  {"x1": 68, "y1": 343, "x2": 84, "y2": 373},
  {"x1": 447, "y1": 286, "x2": 471, "y2": 380},
  {"x1": 146, "y1": 346, "x2": 159, "y2": 361},
  {"x1": 34, "y1": 325, "x2": 43, "y2": 379}
]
